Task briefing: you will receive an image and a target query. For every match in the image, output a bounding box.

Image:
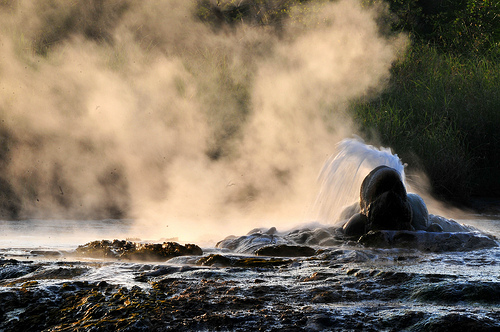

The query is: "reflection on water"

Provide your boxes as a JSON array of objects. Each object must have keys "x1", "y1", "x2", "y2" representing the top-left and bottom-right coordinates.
[
  {"x1": 0, "y1": 219, "x2": 134, "y2": 250},
  {"x1": 465, "y1": 217, "x2": 500, "y2": 238}
]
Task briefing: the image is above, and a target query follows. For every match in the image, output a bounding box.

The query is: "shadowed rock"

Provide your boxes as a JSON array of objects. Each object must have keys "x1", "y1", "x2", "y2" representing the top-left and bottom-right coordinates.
[
  {"x1": 359, "y1": 230, "x2": 498, "y2": 251},
  {"x1": 197, "y1": 254, "x2": 292, "y2": 268},
  {"x1": 255, "y1": 244, "x2": 317, "y2": 257},
  {"x1": 360, "y1": 165, "x2": 412, "y2": 232},
  {"x1": 341, "y1": 166, "x2": 447, "y2": 237}
]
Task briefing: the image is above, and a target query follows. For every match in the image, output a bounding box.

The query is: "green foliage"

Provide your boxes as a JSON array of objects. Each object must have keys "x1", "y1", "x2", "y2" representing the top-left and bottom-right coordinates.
[
  {"x1": 384, "y1": 0, "x2": 500, "y2": 58},
  {"x1": 352, "y1": 44, "x2": 500, "y2": 199},
  {"x1": 431, "y1": 0, "x2": 500, "y2": 57},
  {"x1": 32, "y1": 0, "x2": 130, "y2": 56},
  {"x1": 195, "y1": 0, "x2": 310, "y2": 30},
  {"x1": 351, "y1": 1, "x2": 500, "y2": 201}
]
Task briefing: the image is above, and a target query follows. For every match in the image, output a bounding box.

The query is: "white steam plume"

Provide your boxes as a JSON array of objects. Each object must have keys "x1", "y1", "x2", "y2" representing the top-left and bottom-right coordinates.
[{"x1": 0, "y1": 0, "x2": 407, "y2": 243}]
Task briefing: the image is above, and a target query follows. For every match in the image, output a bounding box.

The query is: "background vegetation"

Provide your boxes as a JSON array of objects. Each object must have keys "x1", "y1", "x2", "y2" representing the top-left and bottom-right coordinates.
[
  {"x1": 198, "y1": 0, "x2": 500, "y2": 203},
  {"x1": 1, "y1": 0, "x2": 497, "y2": 219},
  {"x1": 352, "y1": 0, "x2": 500, "y2": 202}
]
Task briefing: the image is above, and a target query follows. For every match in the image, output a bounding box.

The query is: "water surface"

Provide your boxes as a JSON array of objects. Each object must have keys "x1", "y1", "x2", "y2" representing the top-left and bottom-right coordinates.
[{"x1": 0, "y1": 217, "x2": 498, "y2": 331}]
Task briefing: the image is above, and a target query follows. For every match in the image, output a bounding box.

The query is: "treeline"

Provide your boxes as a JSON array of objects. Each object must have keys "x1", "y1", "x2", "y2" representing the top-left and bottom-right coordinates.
[
  {"x1": 352, "y1": 0, "x2": 500, "y2": 202},
  {"x1": 387, "y1": 0, "x2": 499, "y2": 58}
]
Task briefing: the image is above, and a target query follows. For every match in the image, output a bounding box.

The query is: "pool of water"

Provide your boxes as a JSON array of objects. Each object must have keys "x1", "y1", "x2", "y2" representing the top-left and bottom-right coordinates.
[{"x1": 0, "y1": 217, "x2": 499, "y2": 331}]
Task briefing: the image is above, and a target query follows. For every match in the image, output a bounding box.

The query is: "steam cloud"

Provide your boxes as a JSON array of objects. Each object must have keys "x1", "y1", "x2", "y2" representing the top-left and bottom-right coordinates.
[{"x1": 0, "y1": 0, "x2": 406, "y2": 242}]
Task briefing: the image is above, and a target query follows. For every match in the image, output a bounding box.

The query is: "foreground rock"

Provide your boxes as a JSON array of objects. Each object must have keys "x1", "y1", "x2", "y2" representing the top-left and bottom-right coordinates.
[
  {"x1": 1, "y1": 229, "x2": 499, "y2": 331},
  {"x1": 1, "y1": 256, "x2": 499, "y2": 331}
]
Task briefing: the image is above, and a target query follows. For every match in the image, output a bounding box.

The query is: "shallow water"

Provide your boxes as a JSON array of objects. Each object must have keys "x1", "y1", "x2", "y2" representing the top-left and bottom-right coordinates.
[
  {"x1": 0, "y1": 217, "x2": 499, "y2": 331},
  {"x1": 0, "y1": 219, "x2": 134, "y2": 250}
]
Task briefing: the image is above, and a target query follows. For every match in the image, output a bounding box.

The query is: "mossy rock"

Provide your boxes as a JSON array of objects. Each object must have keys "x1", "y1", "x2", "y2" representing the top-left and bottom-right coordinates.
[{"x1": 75, "y1": 240, "x2": 203, "y2": 261}]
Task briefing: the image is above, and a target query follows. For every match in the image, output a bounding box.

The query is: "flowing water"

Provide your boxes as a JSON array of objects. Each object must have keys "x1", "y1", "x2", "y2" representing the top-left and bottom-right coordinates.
[{"x1": 0, "y1": 217, "x2": 499, "y2": 331}]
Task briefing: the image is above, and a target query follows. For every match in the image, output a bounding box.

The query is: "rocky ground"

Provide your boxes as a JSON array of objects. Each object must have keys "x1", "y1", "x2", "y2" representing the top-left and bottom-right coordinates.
[{"x1": 0, "y1": 227, "x2": 499, "y2": 331}]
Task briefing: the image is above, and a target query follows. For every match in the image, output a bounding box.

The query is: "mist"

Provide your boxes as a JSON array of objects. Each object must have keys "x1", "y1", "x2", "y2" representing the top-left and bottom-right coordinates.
[{"x1": 0, "y1": 0, "x2": 407, "y2": 242}]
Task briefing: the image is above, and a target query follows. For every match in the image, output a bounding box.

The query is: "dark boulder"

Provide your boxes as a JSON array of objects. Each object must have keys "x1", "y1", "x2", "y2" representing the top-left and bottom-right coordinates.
[
  {"x1": 75, "y1": 240, "x2": 202, "y2": 261},
  {"x1": 255, "y1": 244, "x2": 317, "y2": 257}
]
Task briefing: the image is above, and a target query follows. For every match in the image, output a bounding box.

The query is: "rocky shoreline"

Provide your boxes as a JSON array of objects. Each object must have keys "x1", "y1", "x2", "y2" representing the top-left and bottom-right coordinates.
[
  {"x1": 2, "y1": 268, "x2": 499, "y2": 331},
  {"x1": 1, "y1": 229, "x2": 499, "y2": 331}
]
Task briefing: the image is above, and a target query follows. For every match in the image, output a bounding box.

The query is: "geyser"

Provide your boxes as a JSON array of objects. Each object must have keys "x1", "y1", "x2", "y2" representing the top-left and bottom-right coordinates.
[{"x1": 314, "y1": 138, "x2": 406, "y2": 224}]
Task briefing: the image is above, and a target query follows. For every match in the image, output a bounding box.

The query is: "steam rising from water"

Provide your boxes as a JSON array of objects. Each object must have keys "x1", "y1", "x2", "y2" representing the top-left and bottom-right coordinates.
[{"x1": 0, "y1": 0, "x2": 407, "y2": 242}]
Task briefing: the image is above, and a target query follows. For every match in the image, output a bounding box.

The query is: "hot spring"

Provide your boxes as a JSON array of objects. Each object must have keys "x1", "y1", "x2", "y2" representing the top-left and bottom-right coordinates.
[{"x1": 0, "y1": 1, "x2": 498, "y2": 330}]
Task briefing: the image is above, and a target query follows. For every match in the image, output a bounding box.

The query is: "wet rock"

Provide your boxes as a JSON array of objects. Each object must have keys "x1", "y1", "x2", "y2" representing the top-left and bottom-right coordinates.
[
  {"x1": 429, "y1": 214, "x2": 477, "y2": 232},
  {"x1": 358, "y1": 230, "x2": 391, "y2": 247},
  {"x1": 358, "y1": 230, "x2": 498, "y2": 252},
  {"x1": 29, "y1": 250, "x2": 62, "y2": 257},
  {"x1": 343, "y1": 213, "x2": 368, "y2": 237},
  {"x1": 217, "y1": 220, "x2": 498, "y2": 254},
  {"x1": 307, "y1": 313, "x2": 338, "y2": 330},
  {"x1": 312, "y1": 228, "x2": 333, "y2": 242},
  {"x1": 302, "y1": 272, "x2": 333, "y2": 282},
  {"x1": 381, "y1": 311, "x2": 427, "y2": 331},
  {"x1": 216, "y1": 232, "x2": 292, "y2": 254},
  {"x1": 286, "y1": 230, "x2": 313, "y2": 244},
  {"x1": 411, "y1": 281, "x2": 500, "y2": 303},
  {"x1": 318, "y1": 237, "x2": 344, "y2": 246},
  {"x1": 0, "y1": 258, "x2": 21, "y2": 265},
  {"x1": 310, "y1": 290, "x2": 342, "y2": 303},
  {"x1": 416, "y1": 313, "x2": 499, "y2": 332},
  {"x1": 360, "y1": 166, "x2": 412, "y2": 231},
  {"x1": 426, "y1": 223, "x2": 444, "y2": 232},
  {"x1": 373, "y1": 271, "x2": 413, "y2": 285},
  {"x1": 74, "y1": 239, "x2": 116, "y2": 258},
  {"x1": 21, "y1": 280, "x2": 38, "y2": 288},
  {"x1": 320, "y1": 249, "x2": 375, "y2": 263},
  {"x1": 246, "y1": 226, "x2": 277, "y2": 235},
  {"x1": 31, "y1": 267, "x2": 89, "y2": 280},
  {"x1": 220, "y1": 226, "x2": 344, "y2": 253},
  {"x1": 407, "y1": 193, "x2": 430, "y2": 230},
  {"x1": 150, "y1": 277, "x2": 183, "y2": 292},
  {"x1": 0, "y1": 263, "x2": 37, "y2": 281},
  {"x1": 197, "y1": 254, "x2": 292, "y2": 268},
  {"x1": 137, "y1": 266, "x2": 182, "y2": 278},
  {"x1": 75, "y1": 240, "x2": 203, "y2": 261},
  {"x1": 0, "y1": 258, "x2": 498, "y2": 332},
  {"x1": 196, "y1": 254, "x2": 233, "y2": 267},
  {"x1": 255, "y1": 244, "x2": 316, "y2": 257},
  {"x1": 121, "y1": 242, "x2": 202, "y2": 261},
  {"x1": 97, "y1": 281, "x2": 108, "y2": 288},
  {"x1": 424, "y1": 273, "x2": 458, "y2": 283}
]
